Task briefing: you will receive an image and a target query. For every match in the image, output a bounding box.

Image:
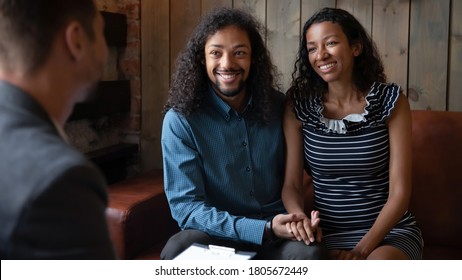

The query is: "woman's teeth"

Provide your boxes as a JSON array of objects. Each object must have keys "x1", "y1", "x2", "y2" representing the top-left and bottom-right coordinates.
[{"x1": 319, "y1": 63, "x2": 336, "y2": 70}]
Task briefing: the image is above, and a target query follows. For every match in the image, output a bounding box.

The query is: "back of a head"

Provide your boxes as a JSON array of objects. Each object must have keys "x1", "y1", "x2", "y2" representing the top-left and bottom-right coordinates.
[{"x1": 0, "y1": 0, "x2": 97, "y2": 75}]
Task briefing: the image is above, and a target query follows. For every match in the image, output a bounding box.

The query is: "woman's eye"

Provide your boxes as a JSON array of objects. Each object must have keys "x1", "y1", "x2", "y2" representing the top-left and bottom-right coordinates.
[
  {"x1": 327, "y1": 41, "x2": 337, "y2": 46},
  {"x1": 235, "y1": 50, "x2": 248, "y2": 57}
]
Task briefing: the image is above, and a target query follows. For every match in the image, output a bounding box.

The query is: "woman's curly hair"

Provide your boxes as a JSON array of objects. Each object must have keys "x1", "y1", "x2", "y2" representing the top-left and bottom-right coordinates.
[
  {"x1": 287, "y1": 7, "x2": 386, "y2": 102},
  {"x1": 164, "y1": 7, "x2": 280, "y2": 124}
]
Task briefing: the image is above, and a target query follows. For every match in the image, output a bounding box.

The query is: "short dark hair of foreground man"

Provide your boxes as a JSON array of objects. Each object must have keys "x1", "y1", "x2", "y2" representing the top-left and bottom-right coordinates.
[{"x1": 0, "y1": 0, "x2": 116, "y2": 259}]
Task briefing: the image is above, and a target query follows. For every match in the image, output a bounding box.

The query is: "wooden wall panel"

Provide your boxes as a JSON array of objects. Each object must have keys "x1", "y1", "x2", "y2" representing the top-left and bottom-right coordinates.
[
  {"x1": 170, "y1": 0, "x2": 201, "y2": 76},
  {"x1": 141, "y1": 0, "x2": 460, "y2": 169},
  {"x1": 337, "y1": 0, "x2": 373, "y2": 36},
  {"x1": 233, "y1": 0, "x2": 267, "y2": 30},
  {"x1": 372, "y1": 0, "x2": 409, "y2": 92},
  {"x1": 140, "y1": 0, "x2": 169, "y2": 171},
  {"x1": 409, "y1": 0, "x2": 450, "y2": 111},
  {"x1": 266, "y1": 0, "x2": 301, "y2": 91},
  {"x1": 202, "y1": 0, "x2": 233, "y2": 15},
  {"x1": 301, "y1": 0, "x2": 336, "y2": 26},
  {"x1": 449, "y1": 0, "x2": 462, "y2": 111}
]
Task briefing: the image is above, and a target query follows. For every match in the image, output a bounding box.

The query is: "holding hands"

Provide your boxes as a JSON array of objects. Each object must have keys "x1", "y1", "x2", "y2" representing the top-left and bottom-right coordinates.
[
  {"x1": 287, "y1": 210, "x2": 323, "y2": 245},
  {"x1": 272, "y1": 211, "x2": 323, "y2": 245}
]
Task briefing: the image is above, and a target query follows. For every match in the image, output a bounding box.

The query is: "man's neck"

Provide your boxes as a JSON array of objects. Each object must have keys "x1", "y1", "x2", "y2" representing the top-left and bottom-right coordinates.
[
  {"x1": 213, "y1": 89, "x2": 249, "y2": 114},
  {"x1": 0, "y1": 70, "x2": 73, "y2": 128}
]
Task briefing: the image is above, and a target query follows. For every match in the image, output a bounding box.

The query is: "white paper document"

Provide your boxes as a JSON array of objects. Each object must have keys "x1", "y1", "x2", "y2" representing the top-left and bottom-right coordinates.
[{"x1": 173, "y1": 243, "x2": 256, "y2": 260}]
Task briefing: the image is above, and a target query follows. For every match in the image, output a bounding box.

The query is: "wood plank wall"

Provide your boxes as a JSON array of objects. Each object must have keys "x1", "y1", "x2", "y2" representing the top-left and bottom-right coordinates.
[{"x1": 141, "y1": 0, "x2": 461, "y2": 171}]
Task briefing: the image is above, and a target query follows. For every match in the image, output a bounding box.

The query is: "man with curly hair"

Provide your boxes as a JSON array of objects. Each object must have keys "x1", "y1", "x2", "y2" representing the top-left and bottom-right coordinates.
[{"x1": 160, "y1": 7, "x2": 327, "y2": 260}]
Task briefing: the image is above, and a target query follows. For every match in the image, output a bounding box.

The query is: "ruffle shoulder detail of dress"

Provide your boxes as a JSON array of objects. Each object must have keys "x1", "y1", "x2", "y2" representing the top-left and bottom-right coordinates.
[{"x1": 293, "y1": 82, "x2": 401, "y2": 134}]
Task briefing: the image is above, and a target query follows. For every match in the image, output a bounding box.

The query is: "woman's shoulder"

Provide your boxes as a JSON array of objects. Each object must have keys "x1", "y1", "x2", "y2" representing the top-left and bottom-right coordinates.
[
  {"x1": 369, "y1": 81, "x2": 401, "y2": 96},
  {"x1": 365, "y1": 81, "x2": 402, "y2": 123},
  {"x1": 290, "y1": 92, "x2": 323, "y2": 125}
]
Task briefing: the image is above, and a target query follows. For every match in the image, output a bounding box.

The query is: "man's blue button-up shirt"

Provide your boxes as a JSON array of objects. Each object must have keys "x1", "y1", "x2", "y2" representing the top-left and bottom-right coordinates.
[{"x1": 161, "y1": 88, "x2": 286, "y2": 245}]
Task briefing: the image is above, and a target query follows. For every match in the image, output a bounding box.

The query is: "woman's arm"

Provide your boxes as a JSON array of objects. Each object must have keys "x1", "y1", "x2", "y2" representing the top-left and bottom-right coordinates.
[
  {"x1": 281, "y1": 101, "x2": 305, "y2": 213},
  {"x1": 281, "y1": 100, "x2": 320, "y2": 244},
  {"x1": 352, "y1": 93, "x2": 413, "y2": 258}
]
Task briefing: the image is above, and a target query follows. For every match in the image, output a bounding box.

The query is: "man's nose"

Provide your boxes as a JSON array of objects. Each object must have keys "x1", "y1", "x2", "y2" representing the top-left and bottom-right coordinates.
[{"x1": 221, "y1": 52, "x2": 234, "y2": 68}]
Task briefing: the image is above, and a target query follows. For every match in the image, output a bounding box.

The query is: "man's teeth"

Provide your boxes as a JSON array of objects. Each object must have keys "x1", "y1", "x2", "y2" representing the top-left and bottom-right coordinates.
[
  {"x1": 319, "y1": 63, "x2": 336, "y2": 70},
  {"x1": 220, "y1": 73, "x2": 237, "y2": 79}
]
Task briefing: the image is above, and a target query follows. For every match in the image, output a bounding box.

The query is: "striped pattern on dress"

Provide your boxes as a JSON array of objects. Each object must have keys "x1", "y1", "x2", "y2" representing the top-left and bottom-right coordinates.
[{"x1": 293, "y1": 82, "x2": 424, "y2": 259}]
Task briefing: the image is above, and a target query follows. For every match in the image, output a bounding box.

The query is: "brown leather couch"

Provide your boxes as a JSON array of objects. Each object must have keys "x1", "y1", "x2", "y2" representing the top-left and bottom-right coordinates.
[
  {"x1": 105, "y1": 110, "x2": 462, "y2": 259},
  {"x1": 408, "y1": 110, "x2": 462, "y2": 259},
  {"x1": 106, "y1": 169, "x2": 179, "y2": 259}
]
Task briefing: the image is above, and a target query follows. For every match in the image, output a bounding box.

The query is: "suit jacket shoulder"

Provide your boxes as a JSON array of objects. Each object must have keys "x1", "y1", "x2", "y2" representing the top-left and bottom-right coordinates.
[{"x1": 0, "y1": 81, "x2": 115, "y2": 259}]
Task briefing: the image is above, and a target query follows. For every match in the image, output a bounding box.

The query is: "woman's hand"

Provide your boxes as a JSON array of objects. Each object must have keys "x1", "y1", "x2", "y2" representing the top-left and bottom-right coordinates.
[{"x1": 285, "y1": 210, "x2": 323, "y2": 245}]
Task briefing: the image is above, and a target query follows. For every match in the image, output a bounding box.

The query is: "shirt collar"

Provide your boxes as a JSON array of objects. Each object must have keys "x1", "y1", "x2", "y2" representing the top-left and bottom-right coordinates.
[
  {"x1": 207, "y1": 86, "x2": 253, "y2": 121},
  {"x1": 52, "y1": 119, "x2": 70, "y2": 143}
]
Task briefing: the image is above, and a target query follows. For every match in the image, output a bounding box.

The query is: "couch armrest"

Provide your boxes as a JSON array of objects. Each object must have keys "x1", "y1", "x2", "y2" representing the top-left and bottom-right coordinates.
[
  {"x1": 106, "y1": 169, "x2": 179, "y2": 259},
  {"x1": 410, "y1": 110, "x2": 462, "y2": 258}
]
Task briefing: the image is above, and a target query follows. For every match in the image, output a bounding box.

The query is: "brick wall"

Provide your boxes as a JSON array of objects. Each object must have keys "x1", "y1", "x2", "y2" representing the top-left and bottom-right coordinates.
[
  {"x1": 65, "y1": 0, "x2": 140, "y2": 152},
  {"x1": 64, "y1": 0, "x2": 141, "y2": 176}
]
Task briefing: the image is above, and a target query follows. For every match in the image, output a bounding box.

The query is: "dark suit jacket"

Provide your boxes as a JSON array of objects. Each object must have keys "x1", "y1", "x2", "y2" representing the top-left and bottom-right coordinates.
[{"x1": 0, "y1": 80, "x2": 115, "y2": 259}]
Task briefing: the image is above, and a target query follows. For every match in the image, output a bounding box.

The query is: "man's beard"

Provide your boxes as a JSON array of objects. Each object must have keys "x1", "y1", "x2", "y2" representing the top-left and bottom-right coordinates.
[{"x1": 212, "y1": 79, "x2": 246, "y2": 97}]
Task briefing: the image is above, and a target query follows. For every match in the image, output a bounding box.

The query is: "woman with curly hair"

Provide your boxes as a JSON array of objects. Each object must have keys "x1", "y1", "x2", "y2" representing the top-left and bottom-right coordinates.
[
  {"x1": 282, "y1": 7, "x2": 423, "y2": 259},
  {"x1": 161, "y1": 7, "x2": 328, "y2": 260}
]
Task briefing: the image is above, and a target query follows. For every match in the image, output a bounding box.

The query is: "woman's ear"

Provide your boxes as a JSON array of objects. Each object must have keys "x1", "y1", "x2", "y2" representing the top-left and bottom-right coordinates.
[{"x1": 352, "y1": 42, "x2": 363, "y2": 57}]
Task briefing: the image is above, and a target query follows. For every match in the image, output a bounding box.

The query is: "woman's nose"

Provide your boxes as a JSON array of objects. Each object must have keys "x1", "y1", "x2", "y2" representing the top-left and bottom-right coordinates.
[{"x1": 316, "y1": 47, "x2": 328, "y2": 60}]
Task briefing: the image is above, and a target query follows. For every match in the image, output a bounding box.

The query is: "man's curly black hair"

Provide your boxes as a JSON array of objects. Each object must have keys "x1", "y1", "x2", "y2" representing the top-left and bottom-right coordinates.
[
  {"x1": 287, "y1": 7, "x2": 386, "y2": 102},
  {"x1": 164, "y1": 7, "x2": 280, "y2": 124}
]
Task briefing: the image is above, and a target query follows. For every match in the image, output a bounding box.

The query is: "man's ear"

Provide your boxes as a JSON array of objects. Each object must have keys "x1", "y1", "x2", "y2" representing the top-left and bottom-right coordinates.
[{"x1": 64, "y1": 21, "x2": 86, "y2": 61}]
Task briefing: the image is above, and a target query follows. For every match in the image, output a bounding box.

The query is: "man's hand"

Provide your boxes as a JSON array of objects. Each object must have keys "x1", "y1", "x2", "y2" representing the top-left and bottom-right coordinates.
[{"x1": 271, "y1": 213, "x2": 307, "y2": 239}]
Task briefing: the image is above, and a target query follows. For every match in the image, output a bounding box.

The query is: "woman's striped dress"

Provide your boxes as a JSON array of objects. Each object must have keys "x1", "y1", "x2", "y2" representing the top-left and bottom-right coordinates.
[{"x1": 293, "y1": 82, "x2": 423, "y2": 259}]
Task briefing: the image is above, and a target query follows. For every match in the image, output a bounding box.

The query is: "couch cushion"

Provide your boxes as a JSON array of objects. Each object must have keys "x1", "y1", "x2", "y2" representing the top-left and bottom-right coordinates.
[
  {"x1": 410, "y1": 110, "x2": 462, "y2": 259},
  {"x1": 106, "y1": 169, "x2": 179, "y2": 259}
]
